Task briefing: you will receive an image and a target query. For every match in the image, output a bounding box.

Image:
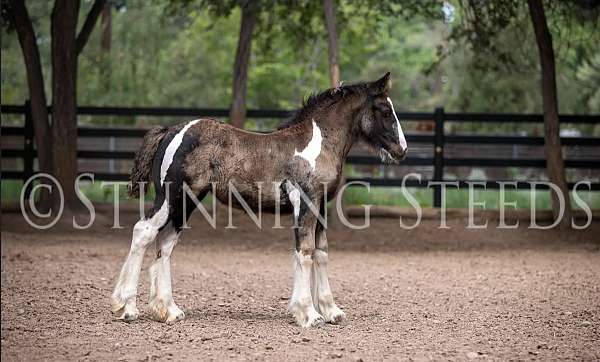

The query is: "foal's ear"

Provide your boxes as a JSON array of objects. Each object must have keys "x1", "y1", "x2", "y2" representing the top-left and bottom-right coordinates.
[{"x1": 369, "y1": 72, "x2": 392, "y2": 95}]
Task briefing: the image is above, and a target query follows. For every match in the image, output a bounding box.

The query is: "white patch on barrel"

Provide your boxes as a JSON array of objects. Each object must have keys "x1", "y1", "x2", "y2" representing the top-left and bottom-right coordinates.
[
  {"x1": 294, "y1": 120, "x2": 322, "y2": 171},
  {"x1": 386, "y1": 97, "x2": 407, "y2": 151},
  {"x1": 160, "y1": 119, "x2": 201, "y2": 185}
]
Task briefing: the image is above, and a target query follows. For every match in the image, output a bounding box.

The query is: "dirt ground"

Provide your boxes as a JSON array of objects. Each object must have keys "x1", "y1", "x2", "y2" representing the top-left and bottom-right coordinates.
[{"x1": 1, "y1": 207, "x2": 599, "y2": 361}]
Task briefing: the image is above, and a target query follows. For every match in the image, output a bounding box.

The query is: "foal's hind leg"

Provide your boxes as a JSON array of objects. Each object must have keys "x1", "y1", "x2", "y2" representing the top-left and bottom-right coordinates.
[
  {"x1": 148, "y1": 225, "x2": 185, "y2": 323},
  {"x1": 313, "y1": 206, "x2": 345, "y2": 324},
  {"x1": 112, "y1": 202, "x2": 169, "y2": 321},
  {"x1": 148, "y1": 191, "x2": 206, "y2": 323}
]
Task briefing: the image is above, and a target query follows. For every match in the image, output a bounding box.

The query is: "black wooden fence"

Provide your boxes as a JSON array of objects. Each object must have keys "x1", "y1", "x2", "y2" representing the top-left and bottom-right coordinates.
[{"x1": 2, "y1": 101, "x2": 599, "y2": 207}]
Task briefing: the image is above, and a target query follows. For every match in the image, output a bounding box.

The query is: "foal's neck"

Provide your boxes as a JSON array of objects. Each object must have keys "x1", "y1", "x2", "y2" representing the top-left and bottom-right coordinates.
[{"x1": 310, "y1": 101, "x2": 360, "y2": 161}]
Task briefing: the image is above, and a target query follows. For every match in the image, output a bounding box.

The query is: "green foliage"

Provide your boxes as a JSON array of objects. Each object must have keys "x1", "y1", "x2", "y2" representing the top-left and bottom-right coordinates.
[
  {"x1": 1, "y1": 1, "x2": 598, "y2": 211},
  {"x1": 1, "y1": 0, "x2": 598, "y2": 128},
  {"x1": 445, "y1": 0, "x2": 600, "y2": 118},
  {"x1": 576, "y1": 52, "x2": 600, "y2": 112}
]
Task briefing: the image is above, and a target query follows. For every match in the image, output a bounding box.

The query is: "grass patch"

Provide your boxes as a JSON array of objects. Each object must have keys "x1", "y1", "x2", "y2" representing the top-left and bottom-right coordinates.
[
  {"x1": 342, "y1": 186, "x2": 600, "y2": 210},
  {"x1": 1, "y1": 180, "x2": 24, "y2": 202},
  {"x1": 1, "y1": 179, "x2": 152, "y2": 203},
  {"x1": 1, "y1": 179, "x2": 217, "y2": 205}
]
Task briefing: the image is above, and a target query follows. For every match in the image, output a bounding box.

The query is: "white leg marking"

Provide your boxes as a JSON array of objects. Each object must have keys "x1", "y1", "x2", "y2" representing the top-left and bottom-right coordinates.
[
  {"x1": 111, "y1": 200, "x2": 170, "y2": 321},
  {"x1": 293, "y1": 120, "x2": 322, "y2": 171},
  {"x1": 313, "y1": 250, "x2": 345, "y2": 324},
  {"x1": 160, "y1": 119, "x2": 201, "y2": 185},
  {"x1": 148, "y1": 258, "x2": 159, "y2": 302},
  {"x1": 149, "y1": 227, "x2": 185, "y2": 323},
  {"x1": 286, "y1": 181, "x2": 301, "y2": 221},
  {"x1": 289, "y1": 251, "x2": 324, "y2": 328},
  {"x1": 386, "y1": 97, "x2": 407, "y2": 151}
]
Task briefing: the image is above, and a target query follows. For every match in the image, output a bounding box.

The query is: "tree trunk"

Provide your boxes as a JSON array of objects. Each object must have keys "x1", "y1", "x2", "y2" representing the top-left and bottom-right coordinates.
[
  {"x1": 229, "y1": 1, "x2": 258, "y2": 129},
  {"x1": 99, "y1": 1, "x2": 112, "y2": 91},
  {"x1": 10, "y1": 0, "x2": 53, "y2": 209},
  {"x1": 323, "y1": 0, "x2": 346, "y2": 227},
  {"x1": 527, "y1": 0, "x2": 572, "y2": 228},
  {"x1": 323, "y1": 0, "x2": 340, "y2": 87},
  {"x1": 51, "y1": 0, "x2": 81, "y2": 210}
]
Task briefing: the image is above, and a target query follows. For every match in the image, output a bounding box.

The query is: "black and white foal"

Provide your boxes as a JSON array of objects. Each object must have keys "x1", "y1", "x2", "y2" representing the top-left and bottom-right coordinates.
[{"x1": 111, "y1": 73, "x2": 407, "y2": 327}]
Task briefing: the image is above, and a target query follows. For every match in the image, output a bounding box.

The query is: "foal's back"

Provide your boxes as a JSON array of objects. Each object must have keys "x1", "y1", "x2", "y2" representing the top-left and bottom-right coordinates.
[{"x1": 156, "y1": 118, "x2": 313, "y2": 208}]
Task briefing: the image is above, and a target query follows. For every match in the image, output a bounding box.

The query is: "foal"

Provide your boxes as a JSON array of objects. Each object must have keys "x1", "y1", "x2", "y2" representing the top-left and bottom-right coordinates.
[{"x1": 111, "y1": 73, "x2": 407, "y2": 327}]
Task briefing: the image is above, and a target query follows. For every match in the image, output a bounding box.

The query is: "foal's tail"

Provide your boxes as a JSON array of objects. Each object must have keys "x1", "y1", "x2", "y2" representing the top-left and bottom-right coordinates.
[{"x1": 128, "y1": 126, "x2": 168, "y2": 198}]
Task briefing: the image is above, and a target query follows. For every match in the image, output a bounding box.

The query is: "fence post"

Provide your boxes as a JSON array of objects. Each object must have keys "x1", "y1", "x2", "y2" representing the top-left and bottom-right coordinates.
[
  {"x1": 433, "y1": 107, "x2": 445, "y2": 207},
  {"x1": 23, "y1": 100, "x2": 35, "y2": 198}
]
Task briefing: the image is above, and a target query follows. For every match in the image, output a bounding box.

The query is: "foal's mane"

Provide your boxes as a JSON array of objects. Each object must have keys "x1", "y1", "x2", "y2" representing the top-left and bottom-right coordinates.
[{"x1": 278, "y1": 82, "x2": 369, "y2": 130}]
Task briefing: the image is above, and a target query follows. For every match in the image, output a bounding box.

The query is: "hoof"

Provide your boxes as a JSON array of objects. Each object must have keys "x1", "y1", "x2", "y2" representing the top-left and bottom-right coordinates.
[
  {"x1": 290, "y1": 302, "x2": 325, "y2": 328},
  {"x1": 119, "y1": 307, "x2": 140, "y2": 322},
  {"x1": 326, "y1": 309, "x2": 345, "y2": 325},
  {"x1": 112, "y1": 295, "x2": 139, "y2": 322},
  {"x1": 322, "y1": 305, "x2": 346, "y2": 325},
  {"x1": 165, "y1": 307, "x2": 185, "y2": 323},
  {"x1": 113, "y1": 303, "x2": 139, "y2": 322},
  {"x1": 305, "y1": 314, "x2": 325, "y2": 328},
  {"x1": 150, "y1": 298, "x2": 185, "y2": 323},
  {"x1": 111, "y1": 294, "x2": 126, "y2": 314}
]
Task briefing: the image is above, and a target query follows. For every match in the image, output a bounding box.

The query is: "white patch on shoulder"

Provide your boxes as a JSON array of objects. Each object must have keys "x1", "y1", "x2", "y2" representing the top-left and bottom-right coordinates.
[
  {"x1": 160, "y1": 119, "x2": 201, "y2": 185},
  {"x1": 386, "y1": 97, "x2": 407, "y2": 151},
  {"x1": 294, "y1": 120, "x2": 322, "y2": 171}
]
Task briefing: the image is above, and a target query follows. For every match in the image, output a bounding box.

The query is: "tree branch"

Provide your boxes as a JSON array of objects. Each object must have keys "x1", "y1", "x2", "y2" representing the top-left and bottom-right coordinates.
[
  {"x1": 75, "y1": 0, "x2": 106, "y2": 56},
  {"x1": 323, "y1": 0, "x2": 340, "y2": 87}
]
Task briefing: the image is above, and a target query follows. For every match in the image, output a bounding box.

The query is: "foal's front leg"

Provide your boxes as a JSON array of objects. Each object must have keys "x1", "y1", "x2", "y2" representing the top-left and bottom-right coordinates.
[
  {"x1": 313, "y1": 221, "x2": 345, "y2": 324},
  {"x1": 288, "y1": 196, "x2": 325, "y2": 328}
]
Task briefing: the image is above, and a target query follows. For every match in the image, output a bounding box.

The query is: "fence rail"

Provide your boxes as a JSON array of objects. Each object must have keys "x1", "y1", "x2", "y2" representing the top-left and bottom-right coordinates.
[{"x1": 2, "y1": 102, "x2": 600, "y2": 206}]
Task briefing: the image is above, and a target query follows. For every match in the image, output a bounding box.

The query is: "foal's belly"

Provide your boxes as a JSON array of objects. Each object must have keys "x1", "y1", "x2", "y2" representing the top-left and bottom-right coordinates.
[{"x1": 212, "y1": 177, "x2": 295, "y2": 214}]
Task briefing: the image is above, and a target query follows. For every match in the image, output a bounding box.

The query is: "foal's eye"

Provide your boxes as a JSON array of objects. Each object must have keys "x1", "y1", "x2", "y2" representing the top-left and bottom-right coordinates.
[{"x1": 382, "y1": 108, "x2": 392, "y2": 117}]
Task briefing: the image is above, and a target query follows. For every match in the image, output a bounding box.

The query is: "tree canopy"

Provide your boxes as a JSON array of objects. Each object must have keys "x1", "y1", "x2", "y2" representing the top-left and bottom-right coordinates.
[{"x1": 1, "y1": 0, "x2": 598, "y2": 124}]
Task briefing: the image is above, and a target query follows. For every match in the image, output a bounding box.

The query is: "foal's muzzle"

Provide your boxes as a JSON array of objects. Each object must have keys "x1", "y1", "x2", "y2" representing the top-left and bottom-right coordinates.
[{"x1": 379, "y1": 147, "x2": 407, "y2": 164}]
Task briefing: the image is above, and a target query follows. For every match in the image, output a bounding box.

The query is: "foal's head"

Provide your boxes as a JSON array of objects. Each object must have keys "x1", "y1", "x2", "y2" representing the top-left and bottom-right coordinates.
[
  {"x1": 282, "y1": 72, "x2": 408, "y2": 163},
  {"x1": 355, "y1": 72, "x2": 408, "y2": 163}
]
